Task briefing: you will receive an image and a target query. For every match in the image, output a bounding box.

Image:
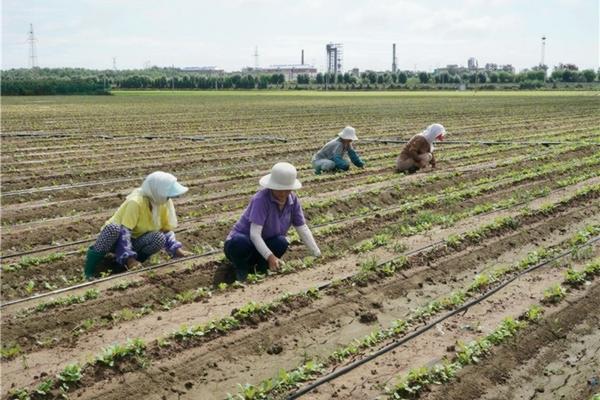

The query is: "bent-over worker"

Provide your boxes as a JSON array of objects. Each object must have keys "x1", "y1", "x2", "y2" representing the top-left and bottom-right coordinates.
[
  {"x1": 224, "y1": 162, "x2": 321, "y2": 281},
  {"x1": 83, "y1": 171, "x2": 191, "y2": 279},
  {"x1": 396, "y1": 123, "x2": 446, "y2": 173},
  {"x1": 312, "y1": 126, "x2": 365, "y2": 174}
]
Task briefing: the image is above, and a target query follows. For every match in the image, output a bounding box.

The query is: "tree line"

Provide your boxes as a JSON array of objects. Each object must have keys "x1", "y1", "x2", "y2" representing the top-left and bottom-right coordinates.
[{"x1": 1, "y1": 64, "x2": 598, "y2": 95}]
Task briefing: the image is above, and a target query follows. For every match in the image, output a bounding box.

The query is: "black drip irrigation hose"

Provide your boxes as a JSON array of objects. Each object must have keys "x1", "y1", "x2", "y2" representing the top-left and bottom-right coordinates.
[
  {"x1": 361, "y1": 138, "x2": 600, "y2": 146},
  {"x1": 0, "y1": 249, "x2": 223, "y2": 309},
  {"x1": 0, "y1": 146, "x2": 558, "y2": 259},
  {"x1": 1, "y1": 134, "x2": 578, "y2": 197},
  {"x1": 2, "y1": 157, "x2": 595, "y2": 308},
  {"x1": 287, "y1": 236, "x2": 600, "y2": 399}
]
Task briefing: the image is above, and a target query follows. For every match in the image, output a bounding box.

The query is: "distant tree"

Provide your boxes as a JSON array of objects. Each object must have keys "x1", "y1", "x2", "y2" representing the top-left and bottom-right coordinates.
[
  {"x1": 581, "y1": 69, "x2": 596, "y2": 82},
  {"x1": 477, "y1": 72, "x2": 487, "y2": 83},
  {"x1": 489, "y1": 72, "x2": 499, "y2": 83},
  {"x1": 377, "y1": 74, "x2": 384, "y2": 84},
  {"x1": 296, "y1": 74, "x2": 310, "y2": 84},
  {"x1": 315, "y1": 73, "x2": 324, "y2": 84},
  {"x1": 397, "y1": 72, "x2": 407, "y2": 84},
  {"x1": 561, "y1": 69, "x2": 578, "y2": 82},
  {"x1": 258, "y1": 75, "x2": 270, "y2": 88},
  {"x1": 498, "y1": 71, "x2": 514, "y2": 83},
  {"x1": 418, "y1": 72, "x2": 430, "y2": 84},
  {"x1": 367, "y1": 71, "x2": 377, "y2": 84},
  {"x1": 438, "y1": 72, "x2": 450, "y2": 84}
]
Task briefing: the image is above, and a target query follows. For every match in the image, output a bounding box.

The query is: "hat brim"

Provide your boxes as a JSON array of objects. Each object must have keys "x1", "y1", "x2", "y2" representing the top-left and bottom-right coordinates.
[
  {"x1": 166, "y1": 181, "x2": 189, "y2": 198},
  {"x1": 338, "y1": 131, "x2": 358, "y2": 141},
  {"x1": 259, "y1": 174, "x2": 302, "y2": 190}
]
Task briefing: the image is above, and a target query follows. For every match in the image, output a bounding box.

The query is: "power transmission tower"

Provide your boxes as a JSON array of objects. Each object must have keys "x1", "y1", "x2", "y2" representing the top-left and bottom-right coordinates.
[{"x1": 27, "y1": 23, "x2": 38, "y2": 68}]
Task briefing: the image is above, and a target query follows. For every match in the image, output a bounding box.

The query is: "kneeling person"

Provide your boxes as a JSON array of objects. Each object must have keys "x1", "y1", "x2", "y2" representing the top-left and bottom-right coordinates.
[
  {"x1": 83, "y1": 171, "x2": 191, "y2": 279},
  {"x1": 312, "y1": 126, "x2": 365, "y2": 174},
  {"x1": 396, "y1": 123, "x2": 446, "y2": 173},
  {"x1": 225, "y1": 162, "x2": 321, "y2": 281}
]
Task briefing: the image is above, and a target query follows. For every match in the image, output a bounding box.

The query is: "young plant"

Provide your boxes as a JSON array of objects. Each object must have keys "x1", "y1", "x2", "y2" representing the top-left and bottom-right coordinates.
[
  {"x1": 96, "y1": 338, "x2": 146, "y2": 368},
  {"x1": 564, "y1": 268, "x2": 586, "y2": 287},
  {"x1": 542, "y1": 284, "x2": 567, "y2": 304}
]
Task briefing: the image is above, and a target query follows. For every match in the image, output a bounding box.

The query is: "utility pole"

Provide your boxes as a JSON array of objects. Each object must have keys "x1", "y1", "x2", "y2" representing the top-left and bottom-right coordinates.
[
  {"x1": 172, "y1": 64, "x2": 175, "y2": 90},
  {"x1": 541, "y1": 36, "x2": 547, "y2": 82},
  {"x1": 392, "y1": 43, "x2": 397, "y2": 73},
  {"x1": 27, "y1": 23, "x2": 38, "y2": 68}
]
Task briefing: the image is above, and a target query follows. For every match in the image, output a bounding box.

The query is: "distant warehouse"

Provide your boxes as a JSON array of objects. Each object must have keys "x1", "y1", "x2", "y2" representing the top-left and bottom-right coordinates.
[{"x1": 242, "y1": 65, "x2": 318, "y2": 81}]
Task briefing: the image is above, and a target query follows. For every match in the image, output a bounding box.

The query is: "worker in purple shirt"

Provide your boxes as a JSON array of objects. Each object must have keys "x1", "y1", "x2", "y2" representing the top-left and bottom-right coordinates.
[{"x1": 224, "y1": 162, "x2": 321, "y2": 281}]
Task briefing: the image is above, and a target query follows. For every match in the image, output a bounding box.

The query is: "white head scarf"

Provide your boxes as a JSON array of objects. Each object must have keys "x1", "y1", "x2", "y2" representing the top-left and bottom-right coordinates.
[
  {"x1": 136, "y1": 171, "x2": 180, "y2": 229},
  {"x1": 419, "y1": 123, "x2": 446, "y2": 152}
]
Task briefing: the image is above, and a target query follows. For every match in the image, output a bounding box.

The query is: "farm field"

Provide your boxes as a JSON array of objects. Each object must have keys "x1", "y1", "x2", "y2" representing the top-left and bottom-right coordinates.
[{"x1": 1, "y1": 91, "x2": 600, "y2": 400}]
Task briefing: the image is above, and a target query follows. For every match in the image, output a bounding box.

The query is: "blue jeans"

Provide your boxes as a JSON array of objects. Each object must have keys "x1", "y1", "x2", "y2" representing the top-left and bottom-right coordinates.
[{"x1": 224, "y1": 234, "x2": 288, "y2": 281}]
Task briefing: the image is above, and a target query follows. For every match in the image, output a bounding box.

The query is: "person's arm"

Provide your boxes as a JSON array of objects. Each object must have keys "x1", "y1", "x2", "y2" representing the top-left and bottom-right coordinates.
[
  {"x1": 249, "y1": 223, "x2": 272, "y2": 260},
  {"x1": 295, "y1": 224, "x2": 321, "y2": 257},
  {"x1": 348, "y1": 147, "x2": 365, "y2": 168}
]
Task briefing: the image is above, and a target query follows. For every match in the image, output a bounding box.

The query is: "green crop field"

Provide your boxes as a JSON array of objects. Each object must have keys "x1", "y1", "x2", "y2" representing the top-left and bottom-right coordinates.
[{"x1": 1, "y1": 91, "x2": 599, "y2": 400}]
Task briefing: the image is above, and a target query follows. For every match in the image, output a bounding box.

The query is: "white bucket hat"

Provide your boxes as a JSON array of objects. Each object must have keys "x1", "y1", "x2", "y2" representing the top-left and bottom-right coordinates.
[
  {"x1": 259, "y1": 162, "x2": 302, "y2": 190},
  {"x1": 338, "y1": 126, "x2": 358, "y2": 141}
]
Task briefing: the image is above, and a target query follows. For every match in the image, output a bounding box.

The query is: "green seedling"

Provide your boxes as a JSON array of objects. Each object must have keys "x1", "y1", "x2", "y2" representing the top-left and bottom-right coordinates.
[{"x1": 542, "y1": 284, "x2": 567, "y2": 304}]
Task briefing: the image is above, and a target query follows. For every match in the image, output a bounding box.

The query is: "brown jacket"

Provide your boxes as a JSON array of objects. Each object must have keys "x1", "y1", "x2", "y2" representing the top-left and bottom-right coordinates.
[{"x1": 398, "y1": 135, "x2": 435, "y2": 167}]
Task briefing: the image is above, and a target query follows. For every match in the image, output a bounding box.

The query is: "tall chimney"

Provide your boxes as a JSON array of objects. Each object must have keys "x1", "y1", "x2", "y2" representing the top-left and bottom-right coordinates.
[
  {"x1": 301, "y1": 49, "x2": 304, "y2": 65},
  {"x1": 392, "y1": 43, "x2": 397, "y2": 73}
]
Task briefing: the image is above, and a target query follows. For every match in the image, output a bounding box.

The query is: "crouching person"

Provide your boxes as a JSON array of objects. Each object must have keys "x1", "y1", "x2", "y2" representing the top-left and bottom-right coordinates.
[
  {"x1": 83, "y1": 171, "x2": 191, "y2": 279},
  {"x1": 312, "y1": 126, "x2": 365, "y2": 174},
  {"x1": 224, "y1": 162, "x2": 321, "y2": 281},
  {"x1": 396, "y1": 123, "x2": 446, "y2": 174}
]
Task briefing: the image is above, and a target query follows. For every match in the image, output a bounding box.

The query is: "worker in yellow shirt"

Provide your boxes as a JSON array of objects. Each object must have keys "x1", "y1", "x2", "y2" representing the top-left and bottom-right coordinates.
[{"x1": 84, "y1": 171, "x2": 192, "y2": 279}]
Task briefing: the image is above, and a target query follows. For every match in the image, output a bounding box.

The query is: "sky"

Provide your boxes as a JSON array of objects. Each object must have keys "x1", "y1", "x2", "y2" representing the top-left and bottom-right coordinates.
[{"x1": 2, "y1": 0, "x2": 599, "y2": 72}]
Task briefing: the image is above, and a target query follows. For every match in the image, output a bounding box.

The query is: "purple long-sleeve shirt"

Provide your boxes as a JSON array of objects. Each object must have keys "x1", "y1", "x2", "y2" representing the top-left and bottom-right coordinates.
[{"x1": 227, "y1": 188, "x2": 306, "y2": 240}]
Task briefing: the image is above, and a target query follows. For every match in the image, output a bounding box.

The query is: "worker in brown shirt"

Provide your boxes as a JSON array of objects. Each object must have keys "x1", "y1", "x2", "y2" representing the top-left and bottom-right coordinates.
[{"x1": 396, "y1": 123, "x2": 446, "y2": 173}]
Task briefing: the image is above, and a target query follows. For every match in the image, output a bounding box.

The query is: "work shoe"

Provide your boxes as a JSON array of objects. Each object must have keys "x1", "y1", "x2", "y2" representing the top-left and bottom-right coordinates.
[{"x1": 83, "y1": 246, "x2": 106, "y2": 279}]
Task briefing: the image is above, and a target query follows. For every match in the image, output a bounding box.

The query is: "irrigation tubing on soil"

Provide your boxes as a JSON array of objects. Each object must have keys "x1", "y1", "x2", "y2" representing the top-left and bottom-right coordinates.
[
  {"x1": 1, "y1": 177, "x2": 586, "y2": 309},
  {"x1": 0, "y1": 249, "x2": 222, "y2": 309},
  {"x1": 360, "y1": 138, "x2": 600, "y2": 146},
  {"x1": 0, "y1": 136, "x2": 570, "y2": 197},
  {"x1": 0, "y1": 148, "x2": 562, "y2": 260},
  {"x1": 287, "y1": 236, "x2": 600, "y2": 399}
]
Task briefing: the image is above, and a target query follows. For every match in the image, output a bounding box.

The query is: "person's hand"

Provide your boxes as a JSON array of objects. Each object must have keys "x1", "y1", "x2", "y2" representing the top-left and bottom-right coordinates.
[
  {"x1": 126, "y1": 257, "x2": 142, "y2": 270},
  {"x1": 175, "y1": 248, "x2": 193, "y2": 258},
  {"x1": 267, "y1": 254, "x2": 284, "y2": 271}
]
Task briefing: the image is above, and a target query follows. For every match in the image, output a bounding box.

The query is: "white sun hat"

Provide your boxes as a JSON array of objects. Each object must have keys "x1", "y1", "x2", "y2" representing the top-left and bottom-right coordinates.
[
  {"x1": 338, "y1": 126, "x2": 358, "y2": 141},
  {"x1": 259, "y1": 162, "x2": 302, "y2": 190}
]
